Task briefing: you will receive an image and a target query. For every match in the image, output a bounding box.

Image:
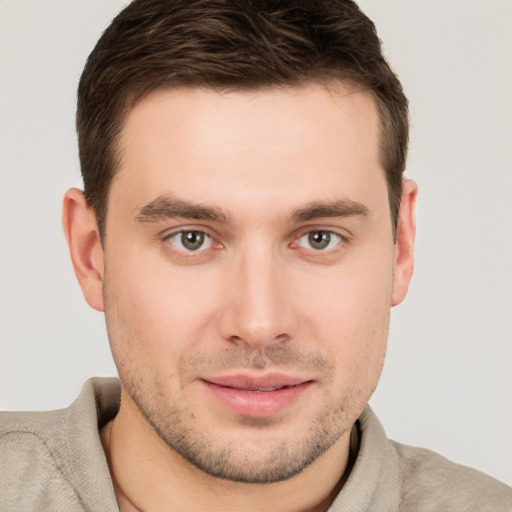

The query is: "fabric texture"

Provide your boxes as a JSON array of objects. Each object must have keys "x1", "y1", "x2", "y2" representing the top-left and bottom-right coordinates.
[{"x1": 1, "y1": 378, "x2": 511, "y2": 511}]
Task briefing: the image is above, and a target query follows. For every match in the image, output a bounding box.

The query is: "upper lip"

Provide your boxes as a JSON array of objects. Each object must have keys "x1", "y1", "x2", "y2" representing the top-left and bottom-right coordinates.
[{"x1": 201, "y1": 373, "x2": 312, "y2": 391}]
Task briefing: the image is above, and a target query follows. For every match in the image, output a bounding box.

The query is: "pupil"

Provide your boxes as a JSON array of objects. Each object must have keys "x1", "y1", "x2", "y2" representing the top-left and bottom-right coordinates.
[
  {"x1": 182, "y1": 231, "x2": 204, "y2": 250},
  {"x1": 309, "y1": 231, "x2": 330, "y2": 249}
]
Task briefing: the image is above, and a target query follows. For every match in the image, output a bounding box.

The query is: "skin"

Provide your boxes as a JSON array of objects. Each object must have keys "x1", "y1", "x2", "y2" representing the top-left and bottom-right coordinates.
[{"x1": 63, "y1": 83, "x2": 416, "y2": 512}]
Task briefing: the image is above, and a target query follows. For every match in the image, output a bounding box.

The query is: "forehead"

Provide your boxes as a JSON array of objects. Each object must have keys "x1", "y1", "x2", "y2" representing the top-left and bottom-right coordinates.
[{"x1": 111, "y1": 83, "x2": 385, "y2": 220}]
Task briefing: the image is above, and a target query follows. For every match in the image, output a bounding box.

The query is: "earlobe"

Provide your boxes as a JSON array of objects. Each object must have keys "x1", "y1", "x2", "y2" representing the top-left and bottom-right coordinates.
[
  {"x1": 391, "y1": 179, "x2": 417, "y2": 307},
  {"x1": 62, "y1": 188, "x2": 105, "y2": 312}
]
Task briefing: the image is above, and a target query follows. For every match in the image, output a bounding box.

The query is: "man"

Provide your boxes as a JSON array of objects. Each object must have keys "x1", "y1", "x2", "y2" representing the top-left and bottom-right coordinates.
[{"x1": 1, "y1": 1, "x2": 511, "y2": 510}]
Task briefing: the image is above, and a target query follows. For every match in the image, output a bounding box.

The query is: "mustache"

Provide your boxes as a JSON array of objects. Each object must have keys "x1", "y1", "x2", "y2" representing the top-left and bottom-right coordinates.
[{"x1": 179, "y1": 343, "x2": 334, "y2": 376}]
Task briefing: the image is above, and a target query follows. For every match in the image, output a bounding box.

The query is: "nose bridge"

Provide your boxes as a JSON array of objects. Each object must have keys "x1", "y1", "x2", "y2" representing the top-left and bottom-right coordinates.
[{"x1": 219, "y1": 240, "x2": 295, "y2": 349}]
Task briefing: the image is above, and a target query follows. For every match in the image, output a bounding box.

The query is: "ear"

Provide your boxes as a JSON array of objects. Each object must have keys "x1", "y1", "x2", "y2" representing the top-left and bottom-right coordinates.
[
  {"x1": 62, "y1": 188, "x2": 105, "y2": 311},
  {"x1": 391, "y1": 179, "x2": 417, "y2": 307}
]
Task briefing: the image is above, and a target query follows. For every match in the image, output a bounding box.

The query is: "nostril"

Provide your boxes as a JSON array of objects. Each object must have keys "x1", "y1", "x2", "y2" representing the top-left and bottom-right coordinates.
[{"x1": 227, "y1": 333, "x2": 290, "y2": 347}]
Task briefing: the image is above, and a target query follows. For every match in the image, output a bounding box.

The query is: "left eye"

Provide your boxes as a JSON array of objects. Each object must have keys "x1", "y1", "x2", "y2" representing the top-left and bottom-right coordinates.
[
  {"x1": 297, "y1": 230, "x2": 342, "y2": 251},
  {"x1": 167, "y1": 230, "x2": 213, "y2": 252}
]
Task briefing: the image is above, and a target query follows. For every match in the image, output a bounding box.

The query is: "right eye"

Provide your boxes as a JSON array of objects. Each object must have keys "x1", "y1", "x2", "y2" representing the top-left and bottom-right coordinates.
[{"x1": 166, "y1": 230, "x2": 213, "y2": 252}]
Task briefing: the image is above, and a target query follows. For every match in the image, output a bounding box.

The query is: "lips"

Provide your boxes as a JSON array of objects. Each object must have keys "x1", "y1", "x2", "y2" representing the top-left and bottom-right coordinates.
[{"x1": 201, "y1": 373, "x2": 313, "y2": 418}]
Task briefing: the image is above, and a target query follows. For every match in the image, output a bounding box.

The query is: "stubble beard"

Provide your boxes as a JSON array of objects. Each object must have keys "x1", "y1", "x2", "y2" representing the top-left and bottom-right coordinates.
[
  {"x1": 127, "y1": 386, "x2": 355, "y2": 483},
  {"x1": 104, "y1": 283, "x2": 383, "y2": 484},
  {"x1": 115, "y1": 346, "x2": 362, "y2": 484}
]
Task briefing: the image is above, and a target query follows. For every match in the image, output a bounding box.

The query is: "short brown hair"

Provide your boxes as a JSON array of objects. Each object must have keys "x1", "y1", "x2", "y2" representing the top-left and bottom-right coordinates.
[{"x1": 77, "y1": 0, "x2": 408, "y2": 236}]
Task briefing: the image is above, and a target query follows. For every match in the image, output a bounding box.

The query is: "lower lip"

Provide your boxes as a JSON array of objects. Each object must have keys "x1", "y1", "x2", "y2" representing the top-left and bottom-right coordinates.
[{"x1": 202, "y1": 380, "x2": 312, "y2": 418}]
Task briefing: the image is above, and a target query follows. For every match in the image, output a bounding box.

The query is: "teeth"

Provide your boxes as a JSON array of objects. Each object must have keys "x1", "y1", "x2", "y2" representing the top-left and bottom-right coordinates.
[
  {"x1": 221, "y1": 384, "x2": 295, "y2": 391},
  {"x1": 250, "y1": 386, "x2": 286, "y2": 392}
]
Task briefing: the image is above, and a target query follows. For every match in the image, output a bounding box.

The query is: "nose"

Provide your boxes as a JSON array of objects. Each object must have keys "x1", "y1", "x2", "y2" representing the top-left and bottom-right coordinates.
[{"x1": 217, "y1": 245, "x2": 297, "y2": 351}]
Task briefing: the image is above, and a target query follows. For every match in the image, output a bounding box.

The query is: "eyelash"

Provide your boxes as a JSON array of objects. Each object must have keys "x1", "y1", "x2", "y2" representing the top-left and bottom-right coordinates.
[
  {"x1": 164, "y1": 229, "x2": 220, "y2": 254},
  {"x1": 163, "y1": 228, "x2": 347, "y2": 256},
  {"x1": 293, "y1": 230, "x2": 344, "y2": 252}
]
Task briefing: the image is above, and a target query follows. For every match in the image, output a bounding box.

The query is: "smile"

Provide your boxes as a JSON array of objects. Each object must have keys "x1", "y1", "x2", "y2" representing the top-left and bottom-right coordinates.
[{"x1": 200, "y1": 374, "x2": 313, "y2": 418}]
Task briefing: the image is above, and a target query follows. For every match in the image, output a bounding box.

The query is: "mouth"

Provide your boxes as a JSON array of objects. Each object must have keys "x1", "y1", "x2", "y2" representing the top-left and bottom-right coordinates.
[{"x1": 200, "y1": 374, "x2": 314, "y2": 418}]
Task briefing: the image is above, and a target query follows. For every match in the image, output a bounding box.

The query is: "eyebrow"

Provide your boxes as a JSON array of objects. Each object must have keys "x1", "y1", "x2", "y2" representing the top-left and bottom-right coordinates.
[
  {"x1": 135, "y1": 196, "x2": 229, "y2": 223},
  {"x1": 135, "y1": 195, "x2": 368, "y2": 225},
  {"x1": 291, "y1": 199, "x2": 369, "y2": 223}
]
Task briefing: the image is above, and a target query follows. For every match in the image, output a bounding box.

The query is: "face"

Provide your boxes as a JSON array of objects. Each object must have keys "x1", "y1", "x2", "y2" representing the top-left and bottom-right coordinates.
[{"x1": 95, "y1": 84, "x2": 409, "y2": 483}]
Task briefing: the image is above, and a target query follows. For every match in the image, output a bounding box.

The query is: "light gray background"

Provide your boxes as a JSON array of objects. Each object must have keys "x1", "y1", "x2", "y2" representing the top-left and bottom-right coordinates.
[{"x1": 1, "y1": 0, "x2": 511, "y2": 485}]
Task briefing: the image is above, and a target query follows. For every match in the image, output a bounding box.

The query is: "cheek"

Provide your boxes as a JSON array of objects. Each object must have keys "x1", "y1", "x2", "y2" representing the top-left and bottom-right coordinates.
[
  {"x1": 296, "y1": 252, "x2": 393, "y2": 380},
  {"x1": 300, "y1": 250, "x2": 394, "y2": 330},
  {"x1": 103, "y1": 251, "x2": 223, "y2": 366}
]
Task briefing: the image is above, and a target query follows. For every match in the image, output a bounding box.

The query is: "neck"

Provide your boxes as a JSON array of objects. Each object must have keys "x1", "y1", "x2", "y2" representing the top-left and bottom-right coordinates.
[{"x1": 101, "y1": 391, "x2": 357, "y2": 512}]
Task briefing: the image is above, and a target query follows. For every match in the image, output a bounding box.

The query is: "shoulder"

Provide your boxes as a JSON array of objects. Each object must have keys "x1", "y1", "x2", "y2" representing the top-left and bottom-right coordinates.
[
  {"x1": 0, "y1": 378, "x2": 120, "y2": 512},
  {"x1": 347, "y1": 407, "x2": 512, "y2": 512},
  {"x1": 0, "y1": 407, "x2": 69, "y2": 462},
  {"x1": 389, "y1": 440, "x2": 512, "y2": 511},
  {"x1": 0, "y1": 408, "x2": 85, "y2": 511}
]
